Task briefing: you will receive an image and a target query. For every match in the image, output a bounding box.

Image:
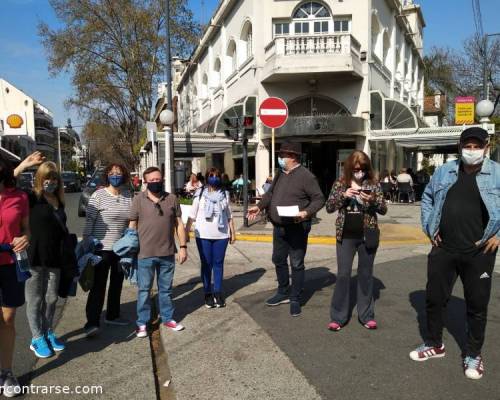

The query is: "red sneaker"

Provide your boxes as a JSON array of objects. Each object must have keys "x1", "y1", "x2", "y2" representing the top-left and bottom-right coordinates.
[
  {"x1": 328, "y1": 322, "x2": 342, "y2": 331},
  {"x1": 363, "y1": 320, "x2": 377, "y2": 330},
  {"x1": 409, "y1": 344, "x2": 445, "y2": 361},
  {"x1": 163, "y1": 320, "x2": 185, "y2": 331}
]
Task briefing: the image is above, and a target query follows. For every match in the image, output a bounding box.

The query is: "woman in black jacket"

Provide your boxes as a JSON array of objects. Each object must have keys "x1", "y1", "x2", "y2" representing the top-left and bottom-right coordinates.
[{"x1": 14, "y1": 156, "x2": 67, "y2": 358}]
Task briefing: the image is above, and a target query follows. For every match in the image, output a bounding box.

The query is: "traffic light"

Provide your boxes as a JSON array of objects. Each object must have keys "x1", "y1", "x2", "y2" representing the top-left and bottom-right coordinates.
[{"x1": 242, "y1": 116, "x2": 254, "y2": 139}]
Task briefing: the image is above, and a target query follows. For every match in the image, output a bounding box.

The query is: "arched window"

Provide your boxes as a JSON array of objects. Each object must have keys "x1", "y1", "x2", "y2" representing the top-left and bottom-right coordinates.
[
  {"x1": 383, "y1": 30, "x2": 391, "y2": 67},
  {"x1": 371, "y1": 14, "x2": 382, "y2": 60},
  {"x1": 241, "y1": 22, "x2": 253, "y2": 61},
  {"x1": 213, "y1": 58, "x2": 221, "y2": 87},
  {"x1": 226, "y1": 40, "x2": 237, "y2": 76},
  {"x1": 201, "y1": 74, "x2": 208, "y2": 98},
  {"x1": 292, "y1": 1, "x2": 331, "y2": 35}
]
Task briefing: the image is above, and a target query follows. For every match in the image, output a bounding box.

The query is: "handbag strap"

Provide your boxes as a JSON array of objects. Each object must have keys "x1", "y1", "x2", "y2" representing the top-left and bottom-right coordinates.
[{"x1": 52, "y1": 207, "x2": 69, "y2": 235}]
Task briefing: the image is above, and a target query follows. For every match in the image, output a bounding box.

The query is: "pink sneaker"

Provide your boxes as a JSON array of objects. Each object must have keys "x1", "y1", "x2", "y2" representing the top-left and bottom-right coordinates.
[
  {"x1": 136, "y1": 325, "x2": 148, "y2": 338},
  {"x1": 328, "y1": 322, "x2": 342, "y2": 331},
  {"x1": 363, "y1": 320, "x2": 377, "y2": 330},
  {"x1": 164, "y1": 320, "x2": 185, "y2": 331}
]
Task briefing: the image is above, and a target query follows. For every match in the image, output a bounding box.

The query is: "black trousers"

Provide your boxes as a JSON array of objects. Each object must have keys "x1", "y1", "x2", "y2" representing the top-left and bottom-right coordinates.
[
  {"x1": 271, "y1": 221, "x2": 311, "y2": 302},
  {"x1": 85, "y1": 251, "x2": 124, "y2": 328},
  {"x1": 425, "y1": 246, "x2": 497, "y2": 357},
  {"x1": 330, "y1": 239, "x2": 377, "y2": 325}
]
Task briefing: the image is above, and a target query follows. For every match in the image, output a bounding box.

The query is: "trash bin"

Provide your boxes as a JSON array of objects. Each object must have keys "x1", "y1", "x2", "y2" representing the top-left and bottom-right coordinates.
[{"x1": 174, "y1": 164, "x2": 186, "y2": 192}]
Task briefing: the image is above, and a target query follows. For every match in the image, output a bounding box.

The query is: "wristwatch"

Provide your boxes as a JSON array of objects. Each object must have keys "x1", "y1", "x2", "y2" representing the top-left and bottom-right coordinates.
[{"x1": 179, "y1": 245, "x2": 188, "y2": 249}]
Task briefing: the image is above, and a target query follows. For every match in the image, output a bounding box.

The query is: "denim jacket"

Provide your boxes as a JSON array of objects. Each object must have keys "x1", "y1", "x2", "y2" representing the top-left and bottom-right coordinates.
[
  {"x1": 112, "y1": 229, "x2": 139, "y2": 284},
  {"x1": 421, "y1": 158, "x2": 500, "y2": 246}
]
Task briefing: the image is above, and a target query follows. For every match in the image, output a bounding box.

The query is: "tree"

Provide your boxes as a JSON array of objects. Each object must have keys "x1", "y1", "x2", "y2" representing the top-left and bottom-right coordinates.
[{"x1": 39, "y1": 0, "x2": 200, "y2": 169}]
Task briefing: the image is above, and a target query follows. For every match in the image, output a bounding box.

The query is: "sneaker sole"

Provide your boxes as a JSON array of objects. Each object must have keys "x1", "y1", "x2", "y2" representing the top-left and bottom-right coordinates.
[
  {"x1": 29, "y1": 345, "x2": 54, "y2": 358},
  {"x1": 205, "y1": 304, "x2": 215, "y2": 309},
  {"x1": 465, "y1": 371, "x2": 483, "y2": 380},
  {"x1": 291, "y1": 313, "x2": 301, "y2": 317},
  {"x1": 136, "y1": 332, "x2": 148, "y2": 338},
  {"x1": 409, "y1": 353, "x2": 445, "y2": 362},
  {"x1": 266, "y1": 299, "x2": 290, "y2": 306}
]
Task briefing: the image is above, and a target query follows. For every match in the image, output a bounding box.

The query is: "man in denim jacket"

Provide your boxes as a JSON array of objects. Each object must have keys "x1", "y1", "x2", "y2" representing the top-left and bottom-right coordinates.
[{"x1": 409, "y1": 127, "x2": 499, "y2": 380}]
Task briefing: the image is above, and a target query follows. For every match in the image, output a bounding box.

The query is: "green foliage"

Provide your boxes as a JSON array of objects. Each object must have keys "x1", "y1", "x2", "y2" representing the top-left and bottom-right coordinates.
[{"x1": 178, "y1": 197, "x2": 193, "y2": 205}]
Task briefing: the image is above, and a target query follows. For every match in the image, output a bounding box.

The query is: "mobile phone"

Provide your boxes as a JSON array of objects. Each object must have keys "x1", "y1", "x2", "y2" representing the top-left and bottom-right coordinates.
[{"x1": 361, "y1": 189, "x2": 372, "y2": 194}]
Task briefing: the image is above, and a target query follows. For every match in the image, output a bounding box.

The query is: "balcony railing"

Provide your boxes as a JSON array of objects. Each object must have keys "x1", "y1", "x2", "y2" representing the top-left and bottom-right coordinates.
[{"x1": 265, "y1": 34, "x2": 361, "y2": 60}]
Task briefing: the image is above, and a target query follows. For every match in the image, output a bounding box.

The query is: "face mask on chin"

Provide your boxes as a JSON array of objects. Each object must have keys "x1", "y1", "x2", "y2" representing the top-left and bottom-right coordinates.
[
  {"x1": 43, "y1": 182, "x2": 58, "y2": 194},
  {"x1": 461, "y1": 149, "x2": 485, "y2": 166},
  {"x1": 353, "y1": 171, "x2": 365, "y2": 181}
]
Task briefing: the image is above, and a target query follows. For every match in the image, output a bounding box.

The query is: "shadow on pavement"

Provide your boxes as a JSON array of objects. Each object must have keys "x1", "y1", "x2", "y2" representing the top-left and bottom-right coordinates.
[
  {"x1": 18, "y1": 300, "x2": 137, "y2": 384},
  {"x1": 172, "y1": 268, "x2": 266, "y2": 322},
  {"x1": 409, "y1": 290, "x2": 467, "y2": 354}
]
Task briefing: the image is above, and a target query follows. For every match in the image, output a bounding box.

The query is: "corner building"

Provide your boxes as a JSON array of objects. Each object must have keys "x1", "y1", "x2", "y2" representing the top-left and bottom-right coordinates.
[{"x1": 176, "y1": 0, "x2": 425, "y2": 193}]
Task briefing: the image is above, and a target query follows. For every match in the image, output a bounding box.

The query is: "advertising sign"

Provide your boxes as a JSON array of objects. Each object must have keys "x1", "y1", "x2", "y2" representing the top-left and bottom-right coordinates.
[{"x1": 455, "y1": 96, "x2": 475, "y2": 125}]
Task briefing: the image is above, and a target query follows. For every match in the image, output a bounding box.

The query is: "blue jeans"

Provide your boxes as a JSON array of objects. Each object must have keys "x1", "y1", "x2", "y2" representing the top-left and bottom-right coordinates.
[
  {"x1": 195, "y1": 238, "x2": 229, "y2": 293},
  {"x1": 136, "y1": 256, "x2": 175, "y2": 326}
]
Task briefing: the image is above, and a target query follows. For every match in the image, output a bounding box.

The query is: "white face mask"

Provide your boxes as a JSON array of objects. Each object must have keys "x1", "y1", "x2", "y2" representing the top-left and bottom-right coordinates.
[
  {"x1": 353, "y1": 171, "x2": 365, "y2": 181},
  {"x1": 461, "y1": 149, "x2": 485, "y2": 166}
]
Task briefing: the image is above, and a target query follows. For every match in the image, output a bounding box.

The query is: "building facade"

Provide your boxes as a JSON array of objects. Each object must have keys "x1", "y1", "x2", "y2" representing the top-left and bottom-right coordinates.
[
  {"x1": 34, "y1": 102, "x2": 58, "y2": 162},
  {"x1": 173, "y1": 0, "x2": 426, "y2": 192}
]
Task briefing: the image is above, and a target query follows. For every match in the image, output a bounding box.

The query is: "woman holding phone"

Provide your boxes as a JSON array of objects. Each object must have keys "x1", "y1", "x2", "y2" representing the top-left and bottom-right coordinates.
[{"x1": 325, "y1": 150, "x2": 387, "y2": 331}]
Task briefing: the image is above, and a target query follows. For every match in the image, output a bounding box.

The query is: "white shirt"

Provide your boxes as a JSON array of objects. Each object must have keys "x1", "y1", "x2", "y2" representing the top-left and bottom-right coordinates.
[{"x1": 190, "y1": 192, "x2": 233, "y2": 239}]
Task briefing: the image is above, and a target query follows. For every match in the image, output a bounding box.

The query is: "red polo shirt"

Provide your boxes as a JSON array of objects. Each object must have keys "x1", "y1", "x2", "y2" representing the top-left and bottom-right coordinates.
[{"x1": 0, "y1": 187, "x2": 29, "y2": 266}]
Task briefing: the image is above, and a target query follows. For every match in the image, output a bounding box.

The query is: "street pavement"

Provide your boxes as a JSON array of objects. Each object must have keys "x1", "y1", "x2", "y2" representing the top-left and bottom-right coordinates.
[{"x1": 12, "y1": 192, "x2": 500, "y2": 399}]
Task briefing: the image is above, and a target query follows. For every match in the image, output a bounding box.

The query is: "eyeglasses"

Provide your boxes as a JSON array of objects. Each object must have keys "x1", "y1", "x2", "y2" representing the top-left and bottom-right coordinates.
[{"x1": 154, "y1": 202, "x2": 163, "y2": 216}]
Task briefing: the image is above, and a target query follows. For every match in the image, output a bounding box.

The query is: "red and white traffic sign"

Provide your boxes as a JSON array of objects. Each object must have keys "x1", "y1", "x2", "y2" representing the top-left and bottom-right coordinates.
[{"x1": 259, "y1": 97, "x2": 288, "y2": 129}]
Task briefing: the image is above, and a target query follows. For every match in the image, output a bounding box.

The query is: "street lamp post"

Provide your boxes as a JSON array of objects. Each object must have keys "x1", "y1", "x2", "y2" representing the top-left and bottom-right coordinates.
[
  {"x1": 476, "y1": 99, "x2": 495, "y2": 131},
  {"x1": 163, "y1": 0, "x2": 175, "y2": 193},
  {"x1": 160, "y1": 109, "x2": 175, "y2": 192}
]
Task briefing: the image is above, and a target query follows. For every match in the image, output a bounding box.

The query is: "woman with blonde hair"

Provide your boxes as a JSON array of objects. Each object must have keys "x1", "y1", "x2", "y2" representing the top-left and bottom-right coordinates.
[
  {"x1": 326, "y1": 150, "x2": 387, "y2": 331},
  {"x1": 14, "y1": 154, "x2": 68, "y2": 358}
]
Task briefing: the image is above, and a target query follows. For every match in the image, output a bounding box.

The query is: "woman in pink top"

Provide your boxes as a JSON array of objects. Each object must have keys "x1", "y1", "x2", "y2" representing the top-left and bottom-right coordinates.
[{"x1": 0, "y1": 157, "x2": 30, "y2": 396}]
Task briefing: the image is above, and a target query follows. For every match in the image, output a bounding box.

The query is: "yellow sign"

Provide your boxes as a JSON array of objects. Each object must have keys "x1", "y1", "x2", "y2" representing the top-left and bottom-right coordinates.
[
  {"x1": 6, "y1": 114, "x2": 24, "y2": 129},
  {"x1": 455, "y1": 97, "x2": 475, "y2": 125}
]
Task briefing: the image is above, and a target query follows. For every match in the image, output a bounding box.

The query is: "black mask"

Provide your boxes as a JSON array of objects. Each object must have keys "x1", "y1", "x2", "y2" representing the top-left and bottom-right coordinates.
[{"x1": 147, "y1": 181, "x2": 163, "y2": 194}]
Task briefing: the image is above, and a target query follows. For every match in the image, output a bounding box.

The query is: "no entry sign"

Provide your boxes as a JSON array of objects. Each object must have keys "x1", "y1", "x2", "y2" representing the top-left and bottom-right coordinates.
[{"x1": 259, "y1": 97, "x2": 288, "y2": 129}]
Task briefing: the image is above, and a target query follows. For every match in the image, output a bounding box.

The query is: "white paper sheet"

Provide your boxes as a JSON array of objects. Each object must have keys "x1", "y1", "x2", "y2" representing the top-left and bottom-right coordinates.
[
  {"x1": 180, "y1": 204, "x2": 192, "y2": 224},
  {"x1": 277, "y1": 205, "x2": 300, "y2": 217}
]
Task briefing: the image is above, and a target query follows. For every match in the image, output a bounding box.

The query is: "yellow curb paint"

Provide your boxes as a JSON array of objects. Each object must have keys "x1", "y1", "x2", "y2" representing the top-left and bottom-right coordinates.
[{"x1": 234, "y1": 233, "x2": 428, "y2": 246}]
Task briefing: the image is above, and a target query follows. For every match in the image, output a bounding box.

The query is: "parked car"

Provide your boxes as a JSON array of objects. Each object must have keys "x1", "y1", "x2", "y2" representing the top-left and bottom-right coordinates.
[
  {"x1": 62, "y1": 171, "x2": 82, "y2": 193},
  {"x1": 18, "y1": 172, "x2": 34, "y2": 191},
  {"x1": 78, "y1": 168, "x2": 105, "y2": 217}
]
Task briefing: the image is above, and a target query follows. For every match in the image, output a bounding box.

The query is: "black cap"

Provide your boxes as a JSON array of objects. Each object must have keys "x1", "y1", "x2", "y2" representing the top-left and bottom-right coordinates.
[
  {"x1": 278, "y1": 141, "x2": 302, "y2": 155},
  {"x1": 460, "y1": 127, "x2": 488, "y2": 146}
]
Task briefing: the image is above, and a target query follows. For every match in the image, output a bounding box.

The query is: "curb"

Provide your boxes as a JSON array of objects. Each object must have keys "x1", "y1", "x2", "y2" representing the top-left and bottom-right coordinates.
[{"x1": 234, "y1": 232, "x2": 428, "y2": 246}]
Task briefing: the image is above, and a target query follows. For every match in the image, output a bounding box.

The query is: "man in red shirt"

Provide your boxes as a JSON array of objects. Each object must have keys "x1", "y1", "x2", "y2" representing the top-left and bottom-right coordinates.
[{"x1": 0, "y1": 157, "x2": 30, "y2": 397}]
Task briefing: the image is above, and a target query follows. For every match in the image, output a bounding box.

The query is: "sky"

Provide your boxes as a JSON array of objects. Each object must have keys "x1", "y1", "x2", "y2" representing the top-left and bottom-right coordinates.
[{"x1": 0, "y1": 0, "x2": 498, "y2": 134}]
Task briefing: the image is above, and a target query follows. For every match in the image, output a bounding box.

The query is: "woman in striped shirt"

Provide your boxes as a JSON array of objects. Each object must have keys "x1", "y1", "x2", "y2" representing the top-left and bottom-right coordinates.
[{"x1": 83, "y1": 163, "x2": 132, "y2": 337}]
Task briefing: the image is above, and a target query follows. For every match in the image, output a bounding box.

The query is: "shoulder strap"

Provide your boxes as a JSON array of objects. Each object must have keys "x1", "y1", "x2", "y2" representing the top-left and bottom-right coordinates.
[{"x1": 52, "y1": 208, "x2": 69, "y2": 234}]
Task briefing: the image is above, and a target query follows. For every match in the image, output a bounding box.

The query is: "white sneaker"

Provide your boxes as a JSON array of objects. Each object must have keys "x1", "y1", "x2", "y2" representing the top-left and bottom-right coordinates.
[
  {"x1": 136, "y1": 325, "x2": 148, "y2": 338},
  {"x1": 2, "y1": 371, "x2": 21, "y2": 398},
  {"x1": 464, "y1": 355, "x2": 484, "y2": 380}
]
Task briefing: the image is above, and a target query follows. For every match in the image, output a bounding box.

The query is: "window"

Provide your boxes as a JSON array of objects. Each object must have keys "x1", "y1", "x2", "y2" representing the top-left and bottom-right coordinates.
[
  {"x1": 333, "y1": 18, "x2": 350, "y2": 32},
  {"x1": 275, "y1": 22, "x2": 290, "y2": 36},
  {"x1": 293, "y1": 2, "x2": 330, "y2": 19},
  {"x1": 213, "y1": 58, "x2": 221, "y2": 87},
  {"x1": 295, "y1": 22, "x2": 309, "y2": 34},
  {"x1": 314, "y1": 21, "x2": 329, "y2": 33},
  {"x1": 201, "y1": 74, "x2": 208, "y2": 98},
  {"x1": 241, "y1": 22, "x2": 253, "y2": 61},
  {"x1": 226, "y1": 40, "x2": 237, "y2": 76}
]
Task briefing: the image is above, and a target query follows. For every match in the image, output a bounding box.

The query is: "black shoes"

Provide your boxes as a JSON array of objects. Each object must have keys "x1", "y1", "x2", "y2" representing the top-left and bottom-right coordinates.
[
  {"x1": 290, "y1": 301, "x2": 301, "y2": 317},
  {"x1": 266, "y1": 292, "x2": 290, "y2": 306},
  {"x1": 214, "y1": 293, "x2": 226, "y2": 308},
  {"x1": 204, "y1": 293, "x2": 215, "y2": 308}
]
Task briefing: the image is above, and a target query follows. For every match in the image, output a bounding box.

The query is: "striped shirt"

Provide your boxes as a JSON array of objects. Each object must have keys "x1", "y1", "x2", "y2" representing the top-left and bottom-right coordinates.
[{"x1": 83, "y1": 188, "x2": 132, "y2": 250}]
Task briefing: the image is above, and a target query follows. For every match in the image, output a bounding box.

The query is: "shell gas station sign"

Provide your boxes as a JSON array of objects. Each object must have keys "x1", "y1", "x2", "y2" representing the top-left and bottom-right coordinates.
[{"x1": 455, "y1": 96, "x2": 475, "y2": 125}]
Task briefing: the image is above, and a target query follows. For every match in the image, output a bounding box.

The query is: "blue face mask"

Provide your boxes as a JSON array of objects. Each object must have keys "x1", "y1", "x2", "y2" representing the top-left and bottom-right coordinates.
[
  {"x1": 108, "y1": 175, "x2": 123, "y2": 187},
  {"x1": 278, "y1": 157, "x2": 287, "y2": 170},
  {"x1": 207, "y1": 176, "x2": 221, "y2": 187}
]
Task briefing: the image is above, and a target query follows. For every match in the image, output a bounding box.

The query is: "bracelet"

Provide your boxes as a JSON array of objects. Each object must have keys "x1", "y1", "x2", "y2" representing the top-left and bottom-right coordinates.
[{"x1": 179, "y1": 245, "x2": 187, "y2": 249}]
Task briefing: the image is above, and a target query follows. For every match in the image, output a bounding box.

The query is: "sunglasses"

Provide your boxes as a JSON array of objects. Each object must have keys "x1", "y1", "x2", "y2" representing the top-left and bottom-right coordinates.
[{"x1": 154, "y1": 202, "x2": 163, "y2": 216}]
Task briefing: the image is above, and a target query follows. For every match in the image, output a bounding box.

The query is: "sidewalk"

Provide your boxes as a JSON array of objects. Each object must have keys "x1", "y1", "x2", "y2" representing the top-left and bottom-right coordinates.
[
  {"x1": 24, "y1": 281, "x2": 156, "y2": 399},
  {"x1": 234, "y1": 203, "x2": 428, "y2": 245},
  {"x1": 160, "y1": 241, "x2": 500, "y2": 400}
]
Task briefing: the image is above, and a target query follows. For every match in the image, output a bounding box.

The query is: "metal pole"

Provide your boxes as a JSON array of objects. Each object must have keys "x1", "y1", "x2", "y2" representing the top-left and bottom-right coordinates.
[
  {"x1": 271, "y1": 127, "x2": 275, "y2": 178},
  {"x1": 242, "y1": 135, "x2": 249, "y2": 227},
  {"x1": 483, "y1": 35, "x2": 489, "y2": 100},
  {"x1": 57, "y1": 129, "x2": 62, "y2": 171},
  {"x1": 164, "y1": 0, "x2": 175, "y2": 193}
]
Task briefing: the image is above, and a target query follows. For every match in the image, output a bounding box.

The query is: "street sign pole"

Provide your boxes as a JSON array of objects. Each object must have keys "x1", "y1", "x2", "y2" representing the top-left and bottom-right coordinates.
[
  {"x1": 242, "y1": 131, "x2": 249, "y2": 227},
  {"x1": 271, "y1": 128, "x2": 275, "y2": 178}
]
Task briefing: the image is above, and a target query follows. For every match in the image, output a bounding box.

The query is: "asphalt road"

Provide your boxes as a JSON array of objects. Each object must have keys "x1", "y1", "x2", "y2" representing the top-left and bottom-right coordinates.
[
  {"x1": 237, "y1": 255, "x2": 500, "y2": 400},
  {"x1": 14, "y1": 192, "x2": 83, "y2": 384}
]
